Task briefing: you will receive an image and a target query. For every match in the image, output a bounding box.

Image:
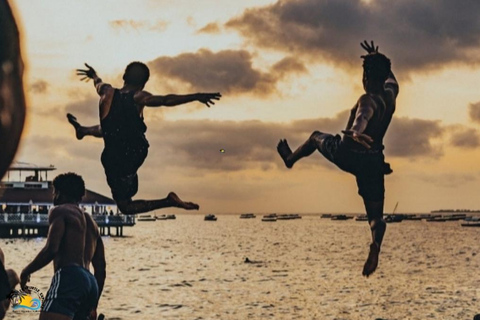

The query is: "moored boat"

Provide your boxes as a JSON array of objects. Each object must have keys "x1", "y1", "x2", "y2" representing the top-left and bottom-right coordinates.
[{"x1": 204, "y1": 214, "x2": 217, "y2": 221}]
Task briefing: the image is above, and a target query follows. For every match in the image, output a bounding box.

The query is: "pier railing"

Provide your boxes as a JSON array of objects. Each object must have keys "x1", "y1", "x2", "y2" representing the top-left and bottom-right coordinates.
[{"x1": 0, "y1": 213, "x2": 135, "y2": 237}]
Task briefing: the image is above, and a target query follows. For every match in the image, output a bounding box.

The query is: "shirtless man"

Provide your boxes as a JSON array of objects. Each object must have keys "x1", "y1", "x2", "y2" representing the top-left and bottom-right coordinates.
[
  {"x1": 20, "y1": 173, "x2": 106, "y2": 319},
  {"x1": 68, "y1": 62, "x2": 221, "y2": 214},
  {"x1": 277, "y1": 41, "x2": 399, "y2": 277}
]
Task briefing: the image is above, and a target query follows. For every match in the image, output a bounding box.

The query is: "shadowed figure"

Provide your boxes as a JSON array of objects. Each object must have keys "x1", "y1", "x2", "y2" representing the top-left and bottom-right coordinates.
[
  {"x1": 277, "y1": 41, "x2": 399, "y2": 277},
  {"x1": 21, "y1": 173, "x2": 106, "y2": 320},
  {"x1": 0, "y1": 1, "x2": 25, "y2": 319},
  {"x1": 68, "y1": 62, "x2": 221, "y2": 214}
]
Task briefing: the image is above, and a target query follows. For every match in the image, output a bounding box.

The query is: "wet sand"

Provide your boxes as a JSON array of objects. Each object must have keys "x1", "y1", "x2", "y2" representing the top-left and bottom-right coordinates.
[{"x1": 4, "y1": 215, "x2": 480, "y2": 319}]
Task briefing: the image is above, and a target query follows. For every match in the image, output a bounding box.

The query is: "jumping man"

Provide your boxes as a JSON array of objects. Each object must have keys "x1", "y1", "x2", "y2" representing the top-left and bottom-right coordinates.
[
  {"x1": 277, "y1": 41, "x2": 399, "y2": 277},
  {"x1": 68, "y1": 62, "x2": 221, "y2": 214}
]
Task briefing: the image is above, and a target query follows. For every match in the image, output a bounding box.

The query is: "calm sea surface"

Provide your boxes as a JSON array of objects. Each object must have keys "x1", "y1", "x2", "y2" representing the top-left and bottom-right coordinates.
[{"x1": 4, "y1": 214, "x2": 480, "y2": 319}]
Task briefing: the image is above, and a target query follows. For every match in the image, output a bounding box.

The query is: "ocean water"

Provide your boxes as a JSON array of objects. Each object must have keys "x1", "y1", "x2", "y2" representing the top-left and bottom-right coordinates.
[{"x1": 4, "y1": 214, "x2": 480, "y2": 320}]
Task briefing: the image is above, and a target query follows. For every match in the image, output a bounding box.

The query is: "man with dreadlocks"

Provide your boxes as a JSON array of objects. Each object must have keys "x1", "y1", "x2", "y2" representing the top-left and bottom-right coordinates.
[{"x1": 277, "y1": 41, "x2": 399, "y2": 277}]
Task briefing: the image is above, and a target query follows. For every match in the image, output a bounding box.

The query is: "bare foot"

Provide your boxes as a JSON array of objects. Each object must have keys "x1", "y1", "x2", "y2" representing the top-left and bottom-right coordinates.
[
  {"x1": 66, "y1": 113, "x2": 85, "y2": 140},
  {"x1": 167, "y1": 192, "x2": 199, "y2": 210},
  {"x1": 362, "y1": 242, "x2": 380, "y2": 277},
  {"x1": 277, "y1": 139, "x2": 293, "y2": 168}
]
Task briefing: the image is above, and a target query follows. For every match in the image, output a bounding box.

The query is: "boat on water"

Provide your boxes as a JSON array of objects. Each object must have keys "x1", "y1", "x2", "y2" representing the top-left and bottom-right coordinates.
[
  {"x1": 402, "y1": 214, "x2": 423, "y2": 221},
  {"x1": 461, "y1": 222, "x2": 480, "y2": 227},
  {"x1": 385, "y1": 214, "x2": 404, "y2": 223},
  {"x1": 261, "y1": 214, "x2": 277, "y2": 222},
  {"x1": 240, "y1": 213, "x2": 256, "y2": 219},
  {"x1": 331, "y1": 215, "x2": 352, "y2": 221},
  {"x1": 156, "y1": 214, "x2": 176, "y2": 220},
  {"x1": 320, "y1": 214, "x2": 332, "y2": 219},
  {"x1": 355, "y1": 215, "x2": 368, "y2": 221},
  {"x1": 204, "y1": 214, "x2": 217, "y2": 221},
  {"x1": 277, "y1": 214, "x2": 302, "y2": 220},
  {"x1": 138, "y1": 214, "x2": 156, "y2": 222}
]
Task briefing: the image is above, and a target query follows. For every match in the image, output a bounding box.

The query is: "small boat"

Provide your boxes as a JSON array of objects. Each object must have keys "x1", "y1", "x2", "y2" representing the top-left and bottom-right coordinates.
[
  {"x1": 461, "y1": 222, "x2": 480, "y2": 227},
  {"x1": 320, "y1": 214, "x2": 332, "y2": 219},
  {"x1": 403, "y1": 215, "x2": 423, "y2": 221},
  {"x1": 137, "y1": 214, "x2": 156, "y2": 222},
  {"x1": 204, "y1": 214, "x2": 217, "y2": 221},
  {"x1": 355, "y1": 215, "x2": 368, "y2": 221},
  {"x1": 385, "y1": 214, "x2": 404, "y2": 223},
  {"x1": 240, "y1": 213, "x2": 256, "y2": 219},
  {"x1": 157, "y1": 214, "x2": 176, "y2": 220},
  {"x1": 331, "y1": 215, "x2": 352, "y2": 221},
  {"x1": 261, "y1": 214, "x2": 277, "y2": 222}
]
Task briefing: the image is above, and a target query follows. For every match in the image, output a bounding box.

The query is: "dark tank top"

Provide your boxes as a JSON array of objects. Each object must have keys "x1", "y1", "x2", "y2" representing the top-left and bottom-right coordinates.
[
  {"x1": 100, "y1": 89, "x2": 149, "y2": 150},
  {"x1": 344, "y1": 92, "x2": 395, "y2": 152}
]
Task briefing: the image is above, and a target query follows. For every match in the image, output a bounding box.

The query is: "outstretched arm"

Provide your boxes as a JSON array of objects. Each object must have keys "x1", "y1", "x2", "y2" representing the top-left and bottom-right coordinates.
[
  {"x1": 76, "y1": 63, "x2": 112, "y2": 97},
  {"x1": 135, "y1": 91, "x2": 221, "y2": 108}
]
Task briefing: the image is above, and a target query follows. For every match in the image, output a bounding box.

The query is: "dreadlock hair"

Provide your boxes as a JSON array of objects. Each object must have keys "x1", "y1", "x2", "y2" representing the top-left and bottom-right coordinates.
[
  {"x1": 362, "y1": 53, "x2": 391, "y2": 83},
  {"x1": 53, "y1": 172, "x2": 85, "y2": 202},
  {"x1": 123, "y1": 61, "x2": 150, "y2": 86}
]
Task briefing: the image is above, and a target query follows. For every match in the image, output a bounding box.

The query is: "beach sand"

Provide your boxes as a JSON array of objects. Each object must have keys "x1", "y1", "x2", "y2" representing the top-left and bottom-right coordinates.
[{"x1": 3, "y1": 214, "x2": 480, "y2": 320}]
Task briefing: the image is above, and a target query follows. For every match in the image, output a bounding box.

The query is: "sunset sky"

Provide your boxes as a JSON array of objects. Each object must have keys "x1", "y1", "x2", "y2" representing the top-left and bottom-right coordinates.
[{"x1": 7, "y1": 0, "x2": 480, "y2": 214}]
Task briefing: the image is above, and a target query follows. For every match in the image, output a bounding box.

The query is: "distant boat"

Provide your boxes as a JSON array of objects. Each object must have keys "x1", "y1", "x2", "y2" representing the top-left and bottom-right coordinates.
[
  {"x1": 261, "y1": 214, "x2": 277, "y2": 222},
  {"x1": 383, "y1": 202, "x2": 403, "y2": 223},
  {"x1": 156, "y1": 214, "x2": 176, "y2": 220},
  {"x1": 355, "y1": 215, "x2": 368, "y2": 221},
  {"x1": 240, "y1": 213, "x2": 256, "y2": 219},
  {"x1": 320, "y1": 214, "x2": 332, "y2": 219},
  {"x1": 138, "y1": 214, "x2": 156, "y2": 222},
  {"x1": 461, "y1": 221, "x2": 480, "y2": 227},
  {"x1": 385, "y1": 214, "x2": 404, "y2": 223},
  {"x1": 204, "y1": 214, "x2": 217, "y2": 221},
  {"x1": 403, "y1": 215, "x2": 423, "y2": 221},
  {"x1": 331, "y1": 215, "x2": 352, "y2": 221},
  {"x1": 277, "y1": 214, "x2": 302, "y2": 220}
]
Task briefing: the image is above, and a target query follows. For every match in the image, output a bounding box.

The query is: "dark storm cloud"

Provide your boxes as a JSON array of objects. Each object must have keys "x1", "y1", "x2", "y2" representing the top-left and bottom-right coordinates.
[
  {"x1": 386, "y1": 117, "x2": 444, "y2": 158},
  {"x1": 448, "y1": 127, "x2": 480, "y2": 148},
  {"x1": 142, "y1": 112, "x2": 447, "y2": 173},
  {"x1": 226, "y1": 0, "x2": 480, "y2": 74},
  {"x1": 29, "y1": 79, "x2": 49, "y2": 94},
  {"x1": 147, "y1": 49, "x2": 306, "y2": 96},
  {"x1": 468, "y1": 102, "x2": 480, "y2": 123}
]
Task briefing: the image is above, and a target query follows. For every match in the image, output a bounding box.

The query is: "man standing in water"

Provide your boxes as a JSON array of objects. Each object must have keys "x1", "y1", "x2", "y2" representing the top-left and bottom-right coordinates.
[
  {"x1": 277, "y1": 41, "x2": 399, "y2": 277},
  {"x1": 69, "y1": 62, "x2": 221, "y2": 214},
  {"x1": 20, "y1": 173, "x2": 106, "y2": 319}
]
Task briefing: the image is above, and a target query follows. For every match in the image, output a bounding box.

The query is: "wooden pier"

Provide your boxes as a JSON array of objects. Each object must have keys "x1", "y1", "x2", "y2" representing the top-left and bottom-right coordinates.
[{"x1": 0, "y1": 213, "x2": 135, "y2": 238}]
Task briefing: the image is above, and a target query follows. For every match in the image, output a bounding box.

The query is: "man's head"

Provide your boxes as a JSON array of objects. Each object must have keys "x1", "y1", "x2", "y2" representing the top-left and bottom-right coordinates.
[
  {"x1": 122, "y1": 62, "x2": 150, "y2": 87},
  {"x1": 52, "y1": 172, "x2": 85, "y2": 205},
  {"x1": 362, "y1": 53, "x2": 391, "y2": 92}
]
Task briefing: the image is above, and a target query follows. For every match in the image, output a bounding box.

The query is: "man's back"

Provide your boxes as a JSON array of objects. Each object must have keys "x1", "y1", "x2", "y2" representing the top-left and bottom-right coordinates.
[{"x1": 51, "y1": 203, "x2": 86, "y2": 270}]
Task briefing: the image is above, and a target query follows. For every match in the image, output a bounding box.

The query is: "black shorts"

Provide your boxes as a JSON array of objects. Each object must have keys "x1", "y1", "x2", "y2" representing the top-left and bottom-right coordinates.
[
  {"x1": 101, "y1": 143, "x2": 149, "y2": 201},
  {"x1": 42, "y1": 265, "x2": 98, "y2": 319},
  {"x1": 311, "y1": 131, "x2": 391, "y2": 202}
]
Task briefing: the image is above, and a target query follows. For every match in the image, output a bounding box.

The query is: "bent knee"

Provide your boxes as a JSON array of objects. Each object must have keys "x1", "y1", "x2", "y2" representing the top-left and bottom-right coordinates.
[
  {"x1": 117, "y1": 201, "x2": 134, "y2": 215},
  {"x1": 310, "y1": 131, "x2": 323, "y2": 140}
]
